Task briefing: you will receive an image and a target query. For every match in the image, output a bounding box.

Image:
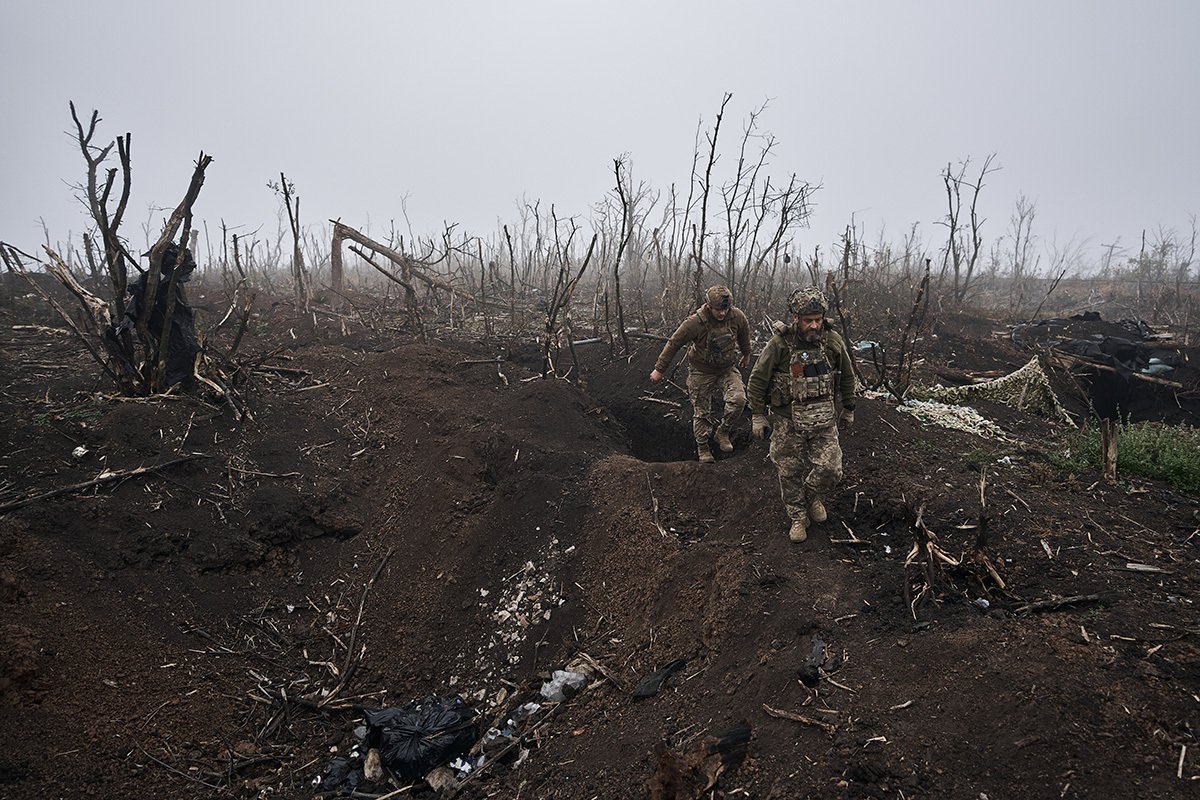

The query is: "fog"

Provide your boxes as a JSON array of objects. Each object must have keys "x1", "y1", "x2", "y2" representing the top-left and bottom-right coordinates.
[{"x1": 2, "y1": 1, "x2": 1197, "y2": 269}]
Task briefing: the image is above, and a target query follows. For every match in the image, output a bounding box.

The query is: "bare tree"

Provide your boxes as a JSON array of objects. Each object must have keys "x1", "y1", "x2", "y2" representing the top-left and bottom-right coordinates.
[
  {"x1": 611, "y1": 157, "x2": 633, "y2": 354},
  {"x1": 270, "y1": 173, "x2": 310, "y2": 309},
  {"x1": 938, "y1": 154, "x2": 997, "y2": 305},
  {"x1": 692, "y1": 92, "x2": 732, "y2": 302}
]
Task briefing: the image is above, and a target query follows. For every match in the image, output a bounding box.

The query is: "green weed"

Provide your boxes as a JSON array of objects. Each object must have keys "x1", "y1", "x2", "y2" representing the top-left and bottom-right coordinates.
[{"x1": 1053, "y1": 422, "x2": 1200, "y2": 493}]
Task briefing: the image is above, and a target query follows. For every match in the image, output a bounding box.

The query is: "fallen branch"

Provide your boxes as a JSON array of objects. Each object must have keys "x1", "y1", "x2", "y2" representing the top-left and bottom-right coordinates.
[
  {"x1": 0, "y1": 454, "x2": 209, "y2": 514},
  {"x1": 761, "y1": 704, "x2": 838, "y2": 734},
  {"x1": 323, "y1": 546, "x2": 396, "y2": 706},
  {"x1": 1013, "y1": 593, "x2": 1104, "y2": 615},
  {"x1": 11, "y1": 324, "x2": 70, "y2": 335},
  {"x1": 624, "y1": 330, "x2": 669, "y2": 342}
]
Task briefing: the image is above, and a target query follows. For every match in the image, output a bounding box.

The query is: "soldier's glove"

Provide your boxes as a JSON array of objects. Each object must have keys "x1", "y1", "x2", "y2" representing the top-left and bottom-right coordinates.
[
  {"x1": 751, "y1": 414, "x2": 770, "y2": 440},
  {"x1": 839, "y1": 408, "x2": 855, "y2": 429}
]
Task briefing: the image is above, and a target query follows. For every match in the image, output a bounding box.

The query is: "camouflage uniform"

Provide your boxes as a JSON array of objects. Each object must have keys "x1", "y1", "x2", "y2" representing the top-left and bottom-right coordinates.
[
  {"x1": 653, "y1": 286, "x2": 752, "y2": 455},
  {"x1": 685, "y1": 368, "x2": 746, "y2": 447},
  {"x1": 746, "y1": 288, "x2": 856, "y2": 533}
]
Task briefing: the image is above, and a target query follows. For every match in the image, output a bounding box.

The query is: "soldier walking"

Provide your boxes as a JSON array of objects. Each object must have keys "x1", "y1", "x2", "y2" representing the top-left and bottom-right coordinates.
[
  {"x1": 746, "y1": 287, "x2": 856, "y2": 542},
  {"x1": 650, "y1": 286, "x2": 752, "y2": 463}
]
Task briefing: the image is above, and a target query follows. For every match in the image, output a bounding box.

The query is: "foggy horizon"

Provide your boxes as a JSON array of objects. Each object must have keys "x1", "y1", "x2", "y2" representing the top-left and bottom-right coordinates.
[{"x1": 2, "y1": 1, "x2": 1197, "y2": 273}]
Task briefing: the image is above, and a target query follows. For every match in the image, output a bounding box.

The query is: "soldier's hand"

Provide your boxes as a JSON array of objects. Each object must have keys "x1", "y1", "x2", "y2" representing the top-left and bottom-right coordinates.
[
  {"x1": 839, "y1": 409, "x2": 855, "y2": 430},
  {"x1": 739, "y1": 353, "x2": 751, "y2": 368},
  {"x1": 649, "y1": 369, "x2": 663, "y2": 383},
  {"x1": 751, "y1": 414, "x2": 770, "y2": 440}
]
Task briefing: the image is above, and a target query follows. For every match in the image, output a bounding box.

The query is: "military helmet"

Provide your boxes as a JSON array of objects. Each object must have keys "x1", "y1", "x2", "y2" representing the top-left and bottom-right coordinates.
[
  {"x1": 705, "y1": 285, "x2": 733, "y2": 310},
  {"x1": 788, "y1": 286, "x2": 828, "y2": 316}
]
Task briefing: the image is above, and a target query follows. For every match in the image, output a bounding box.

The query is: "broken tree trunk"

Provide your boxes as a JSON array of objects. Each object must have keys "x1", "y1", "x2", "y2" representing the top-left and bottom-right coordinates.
[
  {"x1": 1101, "y1": 419, "x2": 1118, "y2": 484},
  {"x1": 329, "y1": 221, "x2": 477, "y2": 303}
]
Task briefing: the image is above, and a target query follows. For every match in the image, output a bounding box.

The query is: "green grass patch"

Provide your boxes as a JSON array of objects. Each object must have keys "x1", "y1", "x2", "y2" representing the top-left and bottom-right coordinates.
[{"x1": 1054, "y1": 421, "x2": 1200, "y2": 493}]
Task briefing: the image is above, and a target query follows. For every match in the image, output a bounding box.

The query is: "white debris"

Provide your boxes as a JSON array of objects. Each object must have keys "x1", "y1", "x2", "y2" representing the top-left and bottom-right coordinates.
[{"x1": 898, "y1": 399, "x2": 1005, "y2": 438}]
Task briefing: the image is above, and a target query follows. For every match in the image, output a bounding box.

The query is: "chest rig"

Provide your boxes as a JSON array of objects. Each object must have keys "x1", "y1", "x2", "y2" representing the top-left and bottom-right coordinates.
[
  {"x1": 696, "y1": 312, "x2": 740, "y2": 369},
  {"x1": 783, "y1": 332, "x2": 836, "y2": 428}
]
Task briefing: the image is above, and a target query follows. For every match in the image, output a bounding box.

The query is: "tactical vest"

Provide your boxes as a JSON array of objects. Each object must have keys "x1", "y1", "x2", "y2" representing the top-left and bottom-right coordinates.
[
  {"x1": 694, "y1": 312, "x2": 740, "y2": 369},
  {"x1": 768, "y1": 333, "x2": 837, "y2": 429}
]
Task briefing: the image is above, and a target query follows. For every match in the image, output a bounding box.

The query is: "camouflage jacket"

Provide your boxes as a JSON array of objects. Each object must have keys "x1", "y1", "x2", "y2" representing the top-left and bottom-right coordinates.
[
  {"x1": 653, "y1": 305, "x2": 752, "y2": 375},
  {"x1": 746, "y1": 326, "x2": 855, "y2": 416}
]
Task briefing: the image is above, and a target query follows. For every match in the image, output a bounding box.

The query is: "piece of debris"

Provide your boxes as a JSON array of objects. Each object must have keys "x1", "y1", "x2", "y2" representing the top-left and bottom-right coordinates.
[
  {"x1": 797, "y1": 637, "x2": 826, "y2": 688},
  {"x1": 539, "y1": 669, "x2": 588, "y2": 702},
  {"x1": 363, "y1": 694, "x2": 478, "y2": 780},
  {"x1": 424, "y1": 765, "x2": 457, "y2": 793},
  {"x1": 363, "y1": 747, "x2": 383, "y2": 782},
  {"x1": 647, "y1": 722, "x2": 751, "y2": 800},
  {"x1": 633, "y1": 658, "x2": 688, "y2": 699}
]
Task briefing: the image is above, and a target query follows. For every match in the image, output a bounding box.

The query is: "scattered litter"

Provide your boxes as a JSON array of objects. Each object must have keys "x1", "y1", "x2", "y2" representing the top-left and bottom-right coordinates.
[
  {"x1": 539, "y1": 670, "x2": 588, "y2": 702},
  {"x1": 973, "y1": 598, "x2": 990, "y2": 609},
  {"x1": 71, "y1": 445, "x2": 88, "y2": 459},
  {"x1": 448, "y1": 755, "x2": 476, "y2": 775},
  {"x1": 316, "y1": 757, "x2": 360, "y2": 792},
  {"x1": 512, "y1": 701, "x2": 541, "y2": 721}
]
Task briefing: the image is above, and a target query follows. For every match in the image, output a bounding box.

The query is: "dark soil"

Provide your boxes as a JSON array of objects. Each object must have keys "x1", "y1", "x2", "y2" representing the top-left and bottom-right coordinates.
[{"x1": 1, "y1": 286, "x2": 1198, "y2": 800}]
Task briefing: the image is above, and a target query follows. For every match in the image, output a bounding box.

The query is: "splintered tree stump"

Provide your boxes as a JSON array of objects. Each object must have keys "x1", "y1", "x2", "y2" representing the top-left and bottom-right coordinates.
[{"x1": 1101, "y1": 419, "x2": 1118, "y2": 484}]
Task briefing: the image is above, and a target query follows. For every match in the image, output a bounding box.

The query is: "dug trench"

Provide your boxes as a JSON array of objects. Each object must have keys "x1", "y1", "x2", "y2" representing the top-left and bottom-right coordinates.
[{"x1": 0, "y1": 326, "x2": 1198, "y2": 799}]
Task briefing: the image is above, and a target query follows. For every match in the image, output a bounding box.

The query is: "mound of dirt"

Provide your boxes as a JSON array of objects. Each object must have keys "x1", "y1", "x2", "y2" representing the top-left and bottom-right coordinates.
[{"x1": 1, "y1": 299, "x2": 1198, "y2": 800}]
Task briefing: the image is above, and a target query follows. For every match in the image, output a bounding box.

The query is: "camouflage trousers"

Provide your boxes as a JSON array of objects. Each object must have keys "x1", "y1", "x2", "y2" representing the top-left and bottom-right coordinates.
[
  {"x1": 768, "y1": 413, "x2": 843, "y2": 523},
  {"x1": 686, "y1": 367, "x2": 746, "y2": 445}
]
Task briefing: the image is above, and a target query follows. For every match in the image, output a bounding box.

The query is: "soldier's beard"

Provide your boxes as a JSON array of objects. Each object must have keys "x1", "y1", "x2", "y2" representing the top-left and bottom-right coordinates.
[{"x1": 802, "y1": 331, "x2": 822, "y2": 344}]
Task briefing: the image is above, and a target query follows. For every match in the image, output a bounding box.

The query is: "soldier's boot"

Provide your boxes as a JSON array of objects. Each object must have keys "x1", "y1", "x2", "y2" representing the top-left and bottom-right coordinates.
[
  {"x1": 807, "y1": 496, "x2": 827, "y2": 524},
  {"x1": 714, "y1": 427, "x2": 734, "y2": 453},
  {"x1": 698, "y1": 446, "x2": 715, "y2": 464},
  {"x1": 788, "y1": 519, "x2": 808, "y2": 543}
]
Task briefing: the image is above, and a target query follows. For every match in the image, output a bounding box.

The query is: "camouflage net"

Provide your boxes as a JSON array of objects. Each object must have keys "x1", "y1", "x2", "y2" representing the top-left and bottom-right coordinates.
[
  {"x1": 910, "y1": 356, "x2": 1073, "y2": 424},
  {"x1": 898, "y1": 399, "x2": 1006, "y2": 438}
]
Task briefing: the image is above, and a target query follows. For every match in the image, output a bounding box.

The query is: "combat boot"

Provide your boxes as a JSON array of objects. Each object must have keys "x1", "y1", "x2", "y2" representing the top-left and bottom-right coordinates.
[
  {"x1": 698, "y1": 446, "x2": 715, "y2": 464},
  {"x1": 807, "y1": 496, "x2": 827, "y2": 523},
  {"x1": 788, "y1": 519, "x2": 808, "y2": 543},
  {"x1": 714, "y1": 427, "x2": 734, "y2": 453}
]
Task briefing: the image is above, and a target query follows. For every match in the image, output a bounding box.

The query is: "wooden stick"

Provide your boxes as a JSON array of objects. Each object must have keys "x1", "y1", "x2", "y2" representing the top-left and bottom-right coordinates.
[
  {"x1": 0, "y1": 455, "x2": 208, "y2": 514},
  {"x1": 323, "y1": 546, "x2": 396, "y2": 706},
  {"x1": 761, "y1": 704, "x2": 837, "y2": 734},
  {"x1": 639, "y1": 395, "x2": 682, "y2": 408},
  {"x1": 1014, "y1": 593, "x2": 1104, "y2": 615}
]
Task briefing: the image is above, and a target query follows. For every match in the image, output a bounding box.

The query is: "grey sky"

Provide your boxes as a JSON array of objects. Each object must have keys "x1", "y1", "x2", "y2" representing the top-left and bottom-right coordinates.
[{"x1": 3, "y1": 1, "x2": 1197, "y2": 267}]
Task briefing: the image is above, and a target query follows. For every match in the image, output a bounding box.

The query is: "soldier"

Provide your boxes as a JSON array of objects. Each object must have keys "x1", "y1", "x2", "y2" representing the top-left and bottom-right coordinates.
[
  {"x1": 650, "y1": 285, "x2": 752, "y2": 463},
  {"x1": 746, "y1": 287, "x2": 856, "y2": 542}
]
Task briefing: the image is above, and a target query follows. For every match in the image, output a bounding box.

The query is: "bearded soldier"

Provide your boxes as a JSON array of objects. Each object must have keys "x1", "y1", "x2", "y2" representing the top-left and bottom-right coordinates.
[
  {"x1": 650, "y1": 285, "x2": 752, "y2": 463},
  {"x1": 746, "y1": 287, "x2": 856, "y2": 542}
]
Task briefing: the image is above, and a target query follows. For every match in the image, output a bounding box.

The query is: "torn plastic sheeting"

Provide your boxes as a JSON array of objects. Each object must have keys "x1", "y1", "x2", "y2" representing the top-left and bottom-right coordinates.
[
  {"x1": 363, "y1": 695, "x2": 478, "y2": 780},
  {"x1": 539, "y1": 670, "x2": 588, "y2": 702}
]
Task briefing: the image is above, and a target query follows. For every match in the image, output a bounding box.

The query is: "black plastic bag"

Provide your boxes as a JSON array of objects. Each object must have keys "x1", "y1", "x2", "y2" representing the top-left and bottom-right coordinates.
[{"x1": 363, "y1": 695, "x2": 478, "y2": 779}]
